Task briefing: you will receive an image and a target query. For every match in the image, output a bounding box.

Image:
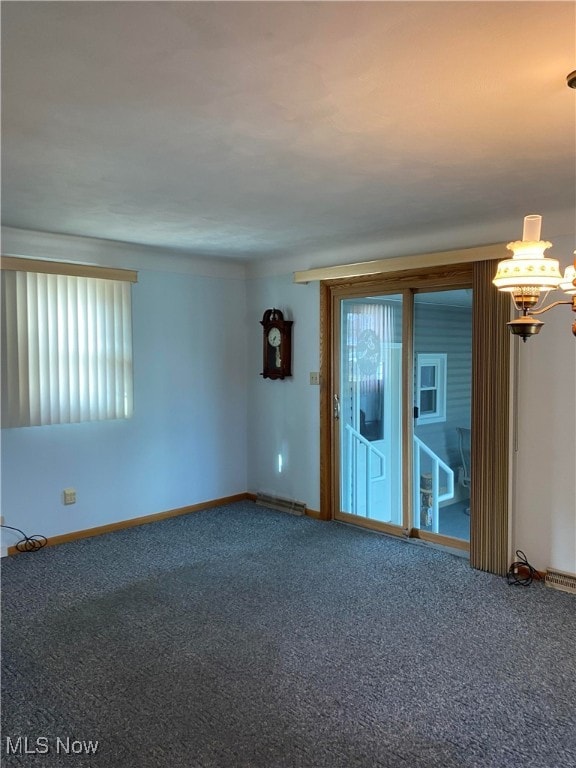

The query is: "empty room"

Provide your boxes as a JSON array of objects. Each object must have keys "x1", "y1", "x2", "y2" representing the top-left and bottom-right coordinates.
[{"x1": 1, "y1": 2, "x2": 575, "y2": 767}]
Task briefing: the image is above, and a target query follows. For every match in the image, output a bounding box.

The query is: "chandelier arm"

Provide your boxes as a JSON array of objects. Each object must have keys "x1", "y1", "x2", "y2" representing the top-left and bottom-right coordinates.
[{"x1": 529, "y1": 299, "x2": 573, "y2": 317}]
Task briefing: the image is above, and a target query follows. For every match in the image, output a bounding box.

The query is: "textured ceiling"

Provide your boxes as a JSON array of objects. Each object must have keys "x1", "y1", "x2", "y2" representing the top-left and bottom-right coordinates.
[{"x1": 2, "y1": 1, "x2": 575, "y2": 262}]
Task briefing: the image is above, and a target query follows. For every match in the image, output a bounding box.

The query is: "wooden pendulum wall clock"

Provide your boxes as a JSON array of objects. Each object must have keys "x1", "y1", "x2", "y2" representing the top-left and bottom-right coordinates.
[{"x1": 260, "y1": 308, "x2": 293, "y2": 380}]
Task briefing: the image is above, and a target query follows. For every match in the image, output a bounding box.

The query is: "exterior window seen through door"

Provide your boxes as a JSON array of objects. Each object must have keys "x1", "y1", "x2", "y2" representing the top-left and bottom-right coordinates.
[{"x1": 416, "y1": 353, "x2": 447, "y2": 424}]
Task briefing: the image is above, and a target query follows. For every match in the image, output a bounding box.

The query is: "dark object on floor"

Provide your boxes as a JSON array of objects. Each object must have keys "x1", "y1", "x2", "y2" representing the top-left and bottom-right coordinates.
[
  {"x1": 1, "y1": 523, "x2": 47, "y2": 552},
  {"x1": 507, "y1": 549, "x2": 541, "y2": 586}
]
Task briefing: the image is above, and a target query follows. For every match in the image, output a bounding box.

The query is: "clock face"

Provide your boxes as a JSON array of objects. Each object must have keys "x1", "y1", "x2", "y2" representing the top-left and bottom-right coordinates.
[{"x1": 267, "y1": 327, "x2": 282, "y2": 348}]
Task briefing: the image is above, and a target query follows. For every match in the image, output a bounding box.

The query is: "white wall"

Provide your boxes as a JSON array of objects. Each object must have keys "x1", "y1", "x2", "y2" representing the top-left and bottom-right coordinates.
[
  {"x1": 246, "y1": 274, "x2": 320, "y2": 510},
  {"x1": 1, "y1": 230, "x2": 248, "y2": 546},
  {"x1": 511, "y1": 235, "x2": 576, "y2": 574}
]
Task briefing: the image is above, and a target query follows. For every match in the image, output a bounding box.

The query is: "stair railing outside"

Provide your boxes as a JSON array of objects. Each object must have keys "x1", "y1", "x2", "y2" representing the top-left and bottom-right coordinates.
[
  {"x1": 344, "y1": 423, "x2": 386, "y2": 516},
  {"x1": 344, "y1": 425, "x2": 454, "y2": 532},
  {"x1": 413, "y1": 435, "x2": 454, "y2": 533}
]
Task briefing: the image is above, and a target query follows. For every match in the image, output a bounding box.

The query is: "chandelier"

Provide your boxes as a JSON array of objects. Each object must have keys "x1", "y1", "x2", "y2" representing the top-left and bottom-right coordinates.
[{"x1": 493, "y1": 215, "x2": 576, "y2": 341}]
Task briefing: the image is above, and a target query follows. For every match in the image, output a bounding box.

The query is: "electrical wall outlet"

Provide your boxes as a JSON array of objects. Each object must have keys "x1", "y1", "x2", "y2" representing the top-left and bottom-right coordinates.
[
  {"x1": 63, "y1": 488, "x2": 76, "y2": 505},
  {"x1": 309, "y1": 372, "x2": 320, "y2": 385}
]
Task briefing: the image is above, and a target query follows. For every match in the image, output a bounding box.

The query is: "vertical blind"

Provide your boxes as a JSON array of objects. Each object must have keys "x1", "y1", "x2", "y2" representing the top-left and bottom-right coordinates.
[
  {"x1": 1, "y1": 267, "x2": 134, "y2": 427},
  {"x1": 469, "y1": 259, "x2": 511, "y2": 575}
]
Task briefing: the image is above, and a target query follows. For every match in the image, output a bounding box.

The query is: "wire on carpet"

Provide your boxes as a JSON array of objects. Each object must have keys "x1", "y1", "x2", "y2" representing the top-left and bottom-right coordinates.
[
  {"x1": 507, "y1": 549, "x2": 540, "y2": 586},
  {"x1": 1, "y1": 524, "x2": 47, "y2": 553}
]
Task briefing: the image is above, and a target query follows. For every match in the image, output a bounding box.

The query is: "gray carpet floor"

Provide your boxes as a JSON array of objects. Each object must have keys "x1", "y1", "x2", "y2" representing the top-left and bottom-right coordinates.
[{"x1": 2, "y1": 501, "x2": 575, "y2": 768}]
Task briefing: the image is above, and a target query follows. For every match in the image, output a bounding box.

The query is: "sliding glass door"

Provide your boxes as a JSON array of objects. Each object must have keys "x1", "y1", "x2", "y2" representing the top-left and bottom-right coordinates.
[{"x1": 334, "y1": 285, "x2": 473, "y2": 548}]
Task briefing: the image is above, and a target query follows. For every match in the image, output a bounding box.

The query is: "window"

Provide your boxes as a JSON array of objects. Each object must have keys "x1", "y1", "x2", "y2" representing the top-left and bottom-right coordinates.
[
  {"x1": 1, "y1": 258, "x2": 137, "y2": 428},
  {"x1": 416, "y1": 353, "x2": 447, "y2": 424}
]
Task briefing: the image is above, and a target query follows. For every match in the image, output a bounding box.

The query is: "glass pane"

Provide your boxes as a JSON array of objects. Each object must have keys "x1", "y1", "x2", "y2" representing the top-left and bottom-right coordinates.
[
  {"x1": 420, "y1": 389, "x2": 436, "y2": 414},
  {"x1": 340, "y1": 296, "x2": 403, "y2": 526},
  {"x1": 413, "y1": 290, "x2": 472, "y2": 541},
  {"x1": 420, "y1": 365, "x2": 436, "y2": 388}
]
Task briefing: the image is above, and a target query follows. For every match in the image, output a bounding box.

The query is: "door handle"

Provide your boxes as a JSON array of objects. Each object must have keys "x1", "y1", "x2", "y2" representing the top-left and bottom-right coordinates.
[{"x1": 333, "y1": 394, "x2": 340, "y2": 420}]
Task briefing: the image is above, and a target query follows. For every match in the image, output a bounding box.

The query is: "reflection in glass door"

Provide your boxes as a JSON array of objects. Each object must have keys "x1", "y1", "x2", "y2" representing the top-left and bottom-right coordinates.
[
  {"x1": 336, "y1": 287, "x2": 473, "y2": 546},
  {"x1": 412, "y1": 290, "x2": 472, "y2": 542},
  {"x1": 339, "y1": 296, "x2": 403, "y2": 527}
]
